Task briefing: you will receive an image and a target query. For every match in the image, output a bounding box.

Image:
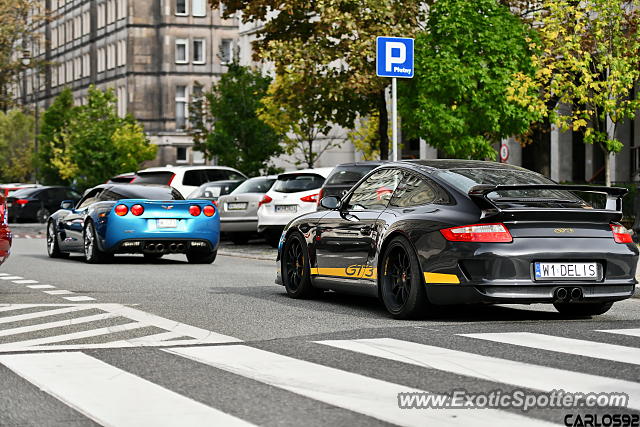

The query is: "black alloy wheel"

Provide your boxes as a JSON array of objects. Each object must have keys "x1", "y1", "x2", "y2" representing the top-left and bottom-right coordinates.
[
  {"x1": 380, "y1": 236, "x2": 429, "y2": 319},
  {"x1": 37, "y1": 208, "x2": 50, "y2": 224},
  {"x1": 282, "y1": 232, "x2": 318, "y2": 298}
]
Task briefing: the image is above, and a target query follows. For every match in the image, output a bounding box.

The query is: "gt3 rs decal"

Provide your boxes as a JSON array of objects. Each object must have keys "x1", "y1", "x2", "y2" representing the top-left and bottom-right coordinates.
[
  {"x1": 423, "y1": 272, "x2": 460, "y2": 284},
  {"x1": 310, "y1": 265, "x2": 377, "y2": 279}
]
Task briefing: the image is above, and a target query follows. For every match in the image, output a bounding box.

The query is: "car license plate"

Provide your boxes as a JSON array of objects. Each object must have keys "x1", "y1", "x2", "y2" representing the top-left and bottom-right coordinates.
[
  {"x1": 534, "y1": 262, "x2": 600, "y2": 281},
  {"x1": 157, "y1": 219, "x2": 177, "y2": 228},
  {"x1": 275, "y1": 205, "x2": 297, "y2": 213},
  {"x1": 227, "y1": 202, "x2": 248, "y2": 211}
]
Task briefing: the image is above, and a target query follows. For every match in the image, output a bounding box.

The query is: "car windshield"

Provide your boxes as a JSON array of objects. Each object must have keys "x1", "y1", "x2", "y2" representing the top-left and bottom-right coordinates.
[
  {"x1": 436, "y1": 168, "x2": 584, "y2": 203},
  {"x1": 272, "y1": 174, "x2": 325, "y2": 193},
  {"x1": 325, "y1": 166, "x2": 378, "y2": 186},
  {"x1": 231, "y1": 177, "x2": 276, "y2": 194},
  {"x1": 133, "y1": 172, "x2": 174, "y2": 185}
]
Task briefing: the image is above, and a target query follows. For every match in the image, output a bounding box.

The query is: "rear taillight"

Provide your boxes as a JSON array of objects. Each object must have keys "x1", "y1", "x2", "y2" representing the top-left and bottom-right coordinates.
[
  {"x1": 203, "y1": 205, "x2": 216, "y2": 217},
  {"x1": 300, "y1": 193, "x2": 319, "y2": 203},
  {"x1": 0, "y1": 201, "x2": 5, "y2": 224},
  {"x1": 611, "y1": 224, "x2": 633, "y2": 244},
  {"x1": 259, "y1": 195, "x2": 272, "y2": 207},
  {"x1": 189, "y1": 205, "x2": 201, "y2": 216},
  {"x1": 16, "y1": 199, "x2": 29, "y2": 206},
  {"x1": 440, "y1": 223, "x2": 512, "y2": 243},
  {"x1": 316, "y1": 188, "x2": 325, "y2": 206},
  {"x1": 168, "y1": 173, "x2": 176, "y2": 186},
  {"x1": 115, "y1": 204, "x2": 128, "y2": 216},
  {"x1": 130, "y1": 204, "x2": 144, "y2": 216}
]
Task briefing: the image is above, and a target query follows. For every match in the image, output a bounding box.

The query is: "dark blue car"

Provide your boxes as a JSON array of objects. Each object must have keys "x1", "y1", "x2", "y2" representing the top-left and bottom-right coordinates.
[{"x1": 47, "y1": 184, "x2": 219, "y2": 264}]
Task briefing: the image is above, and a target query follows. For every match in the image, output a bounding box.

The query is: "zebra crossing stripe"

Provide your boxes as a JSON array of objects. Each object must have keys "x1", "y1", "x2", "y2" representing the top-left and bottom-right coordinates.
[
  {"x1": 0, "y1": 352, "x2": 254, "y2": 427},
  {"x1": 0, "y1": 313, "x2": 117, "y2": 337},
  {"x1": 597, "y1": 328, "x2": 640, "y2": 338},
  {"x1": 316, "y1": 338, "x2": 640, "y2": 411},
  {"x1": 167, "y1": 345, "x2": 552, "y2": 426},
  {"x1": 0, "y1": 306, "x2": 91, "y2": 324},
  {"x1": 460, "y1": 332, "x2": 640, "y2": 365}
]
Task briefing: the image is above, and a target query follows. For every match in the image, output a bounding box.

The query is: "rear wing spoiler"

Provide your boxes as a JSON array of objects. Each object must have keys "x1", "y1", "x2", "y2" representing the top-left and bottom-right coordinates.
[{"x1": 467, "y1": 184, "x2": 628, "y2": 222}]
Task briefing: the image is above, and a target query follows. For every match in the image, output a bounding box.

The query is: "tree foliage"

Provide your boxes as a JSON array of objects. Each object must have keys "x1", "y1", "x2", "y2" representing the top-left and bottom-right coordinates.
[
  {"x1": 215, "y1": 0, "x2": 425, "y2": 160},
  {"x1": 38, "y1": 88, "x2": 76, "y2": 185},
  {"x1": 400, "y1": 0, "x2": 539, "y2": 160},
  {"x1": 189, "y1": 63, "x2": 283, "y2": 176},
  {"x1": 509, "y1": 0, "x2": 640, "y2": 184},
  {"x1": 0, "y1": 109, "x2": 35, "y2": 182},
  {"x1": 51, "y1": 86, "x2": 156, "y2": 189}
]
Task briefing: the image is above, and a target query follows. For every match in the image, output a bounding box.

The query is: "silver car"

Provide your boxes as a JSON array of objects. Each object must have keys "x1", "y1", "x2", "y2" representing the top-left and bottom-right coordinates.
[{"x1": 218, "y1": 176, "x2": 277, "y2": 244}]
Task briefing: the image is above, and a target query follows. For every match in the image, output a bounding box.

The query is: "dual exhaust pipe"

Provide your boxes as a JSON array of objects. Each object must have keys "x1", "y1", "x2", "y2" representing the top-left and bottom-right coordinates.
[
  {"x1": 145, "y1": 243, "x2": 186, "y2": 253},
  {"x1": 554, "y1": 287, "x2": 583, "y2": 302}
]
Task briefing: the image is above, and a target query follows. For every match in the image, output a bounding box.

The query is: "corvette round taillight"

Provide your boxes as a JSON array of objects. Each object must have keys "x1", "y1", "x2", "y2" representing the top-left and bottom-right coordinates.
[
  {"x1": 189, "y1": 205, "x2": 201, "y2": 216},
  {"x1": 203, "y1": 205, "x2": 215, "y2": 217},
  {"x1": 114, "y1": 204, "x2": 128, "y2": 216},
  {"x1": 130, "y1": 204, "x2": 144, "y2": 216}
]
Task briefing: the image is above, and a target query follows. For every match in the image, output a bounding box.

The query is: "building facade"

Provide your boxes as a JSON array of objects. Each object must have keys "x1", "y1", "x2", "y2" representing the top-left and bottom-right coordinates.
[{"x1": 26, "y1": 0, "x2": 239, "y2": 168}]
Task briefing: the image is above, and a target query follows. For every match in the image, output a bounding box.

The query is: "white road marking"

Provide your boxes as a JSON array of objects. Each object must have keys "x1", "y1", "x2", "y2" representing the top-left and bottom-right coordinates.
[
  {"x1": 167, "y1": 345, "x2": 552, "y2": 427},
  {"x1": 0, "y1": 304, "x2": 59, "y2": 312},
  {"x1": 461, "y1": 332, "x2": 640, "y2": 365},
  {"x1": 43, "y1": 290, "x2": 74, "y2": 295},
  {"x1": 317, "y1": 338, "x2": 640, "y2": 411},
  {"x1": 0, "y1": 273, "x2": 10, "y2": 276},
  {"x1": 12, "y1": 280, "x2": 39, "y2": 284},
  {"x1": 27, "y1": 285, "x2": 55, "y2": 289},
  {"x1": 0, "y1": 306, "x2": 91, "y2": 324},
  {"x1": 0, "y1": 352, "x2": 254, "y2": 427},
  {"x1": 63, "y1": 296, "x2": 96, "y2": 302},
  {"x1": 0, "y1": 304, "x2": 241, "y2": 352},
  {"x1": 0, "y1": 313, "x2": 117, "y2": 337},
  {"x1": 598, "y1": 328, "x2": 640, "y2": 338},
  {"x1": 0, "y1": 276, "x2": 23, "y2": 280}
]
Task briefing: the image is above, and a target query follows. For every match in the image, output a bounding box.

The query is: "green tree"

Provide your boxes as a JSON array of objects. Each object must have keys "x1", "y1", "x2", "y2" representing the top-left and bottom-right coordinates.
[
  {"x1": 216, "y1": 0, "x2": 425, "y2": 160},
  {"x1": 38, "y1": 88, "x2": 76, "y2": 185},
  {"x1": 189, "y1": 63, "x2": 283, "y2": 176},
  {"x1": 509, "y1": 0, "x2": 640, "y2": 185},
  {"x1": 400, "y1": 0, "x2": 539, "y2": 159},
  {"x1": 0, "y1": 109, "x2": 35, "y2": 182},
  {"x1": 52, "y1": 86, "x2": 156, "y2": 188}
]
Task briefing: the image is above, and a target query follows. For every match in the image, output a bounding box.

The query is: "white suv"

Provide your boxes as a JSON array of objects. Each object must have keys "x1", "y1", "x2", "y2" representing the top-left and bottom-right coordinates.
[
  {"x1": 257, "y1": 167, "x2": 334, "y2": 247},
  {"x1": 134, "y1": 166, "x2": 247, "y2": 198}
]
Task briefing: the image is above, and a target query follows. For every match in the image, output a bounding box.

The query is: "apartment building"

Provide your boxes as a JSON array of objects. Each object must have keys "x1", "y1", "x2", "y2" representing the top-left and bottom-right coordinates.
[{"x1": 25, "y1": 0, "x2": 239, "y2": 167}]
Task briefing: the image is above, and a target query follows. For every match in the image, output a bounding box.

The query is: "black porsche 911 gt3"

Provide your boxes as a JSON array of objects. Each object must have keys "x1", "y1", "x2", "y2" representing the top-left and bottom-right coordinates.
[{"x1": 276, "y1": 160, "x2": 638, "y2": 319}]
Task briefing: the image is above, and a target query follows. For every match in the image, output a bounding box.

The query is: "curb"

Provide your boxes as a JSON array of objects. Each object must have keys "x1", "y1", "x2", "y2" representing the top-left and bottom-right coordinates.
[{"x1": 217, "y1": 250, "x2": 275, "y2": 262}]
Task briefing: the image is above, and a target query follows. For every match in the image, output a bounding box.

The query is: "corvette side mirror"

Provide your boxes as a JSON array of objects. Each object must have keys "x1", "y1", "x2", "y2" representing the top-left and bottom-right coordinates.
[
  {"x1": 60, "y1": 200, "x2": 74, "y2": 210},
  {"x1": 320, "y1": 196, "x2": 340, "y2": 210}
]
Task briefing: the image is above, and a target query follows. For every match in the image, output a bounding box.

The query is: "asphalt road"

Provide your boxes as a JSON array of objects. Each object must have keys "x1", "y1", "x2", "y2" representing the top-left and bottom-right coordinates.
[{"x1": 1, "y1": 236, "x2": 639, "y2": 427}]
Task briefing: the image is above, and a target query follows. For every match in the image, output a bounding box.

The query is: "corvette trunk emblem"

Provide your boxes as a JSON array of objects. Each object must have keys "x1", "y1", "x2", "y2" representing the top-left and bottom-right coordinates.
[{"x1": 161, "y1": 205, "x2": 174, "y2": 210}]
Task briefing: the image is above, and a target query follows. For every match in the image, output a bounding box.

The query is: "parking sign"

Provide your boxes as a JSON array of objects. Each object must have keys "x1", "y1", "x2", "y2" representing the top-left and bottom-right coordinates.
[{"x1": 376, "y1": 37, "x2": 414, "y2": 78}]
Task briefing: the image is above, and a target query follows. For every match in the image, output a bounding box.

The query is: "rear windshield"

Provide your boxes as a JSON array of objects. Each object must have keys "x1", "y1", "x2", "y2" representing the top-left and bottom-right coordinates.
[
  {"x1": 189, "y1": 181, "x2": 243, "y2": 199},
  {"x1": 102, "y1": 186, "x2": 184, "y2": 200},
  {"x1": 325, "y1": 165, "x2": 378, "y2": 186},
  {"x1": 133, "y1": 172, "x2": 174, "y2": 185},
  {"x1": 273, "y1": 174, "x2": 325, "y2": 193},
  {"x1": 232, "y1": 177, "x2": 276, "y2": 194},
  {"x1": 437, "y1": 168, "x2": 584, "y2": 203},
  {"x1": 10, "y1": 188, "x2": 41, "y2": 198}
]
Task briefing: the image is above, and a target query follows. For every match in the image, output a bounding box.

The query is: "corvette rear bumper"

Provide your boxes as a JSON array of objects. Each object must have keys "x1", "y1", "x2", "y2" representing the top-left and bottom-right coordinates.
[{"x1": 112, "y1": 238, "x2": 215, "y2": 254}]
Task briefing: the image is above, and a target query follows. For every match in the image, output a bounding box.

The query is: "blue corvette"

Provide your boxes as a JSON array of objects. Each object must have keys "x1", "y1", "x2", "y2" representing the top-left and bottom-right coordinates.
[{"x1": 46, "y1": 184, "x2": 219, "y2": 264}]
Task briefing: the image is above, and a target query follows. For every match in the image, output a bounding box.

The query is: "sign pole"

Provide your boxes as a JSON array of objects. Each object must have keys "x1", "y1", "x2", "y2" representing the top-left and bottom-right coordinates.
[{"x1": 391, "y1": 77, "x2": 398, "y2": 162}]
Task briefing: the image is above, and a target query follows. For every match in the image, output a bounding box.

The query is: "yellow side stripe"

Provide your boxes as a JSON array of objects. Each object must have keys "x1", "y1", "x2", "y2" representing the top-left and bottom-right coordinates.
[{"x1": 423, "y1": 272, "x2": 460, "y2": 284}]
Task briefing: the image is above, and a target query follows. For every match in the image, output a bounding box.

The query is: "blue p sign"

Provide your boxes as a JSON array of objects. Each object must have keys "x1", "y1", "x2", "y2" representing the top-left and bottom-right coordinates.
[{"x1": 376, "y1": 37, "x2": 414, "y2": 78}]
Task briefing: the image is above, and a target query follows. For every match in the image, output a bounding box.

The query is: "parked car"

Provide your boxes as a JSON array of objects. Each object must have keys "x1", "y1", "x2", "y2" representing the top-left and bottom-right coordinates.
[
  {"x1": 317, "y1": 161, "x2": 386, "y2": 209},
  {"x1": 0, "y1": 183, "x2": 41, "y2": 197},
  {"x1": 7, "y1": 186, "x2": 82, "y2": 223},
  {"x1": 0, "y1": 192, "x2": 11, "y2": 266},
  {"x1": 218, "y1": 176, "x2": 277, "y2": 244},
  {"x1": 187, "y1": 180, "x2": 245, "y2": 204},
  {"x1": 257, "y1": 168, "x2": 334, "y2": 247},
  {"x1": 47, "y1": 184, "x2": 219, "y2": 264},
  {"x1": 133, "y1": 166, "x2": 247, "y2": 198},
  {"x1": 107, "y1": 172, "x2": 137, "y2": 184}
]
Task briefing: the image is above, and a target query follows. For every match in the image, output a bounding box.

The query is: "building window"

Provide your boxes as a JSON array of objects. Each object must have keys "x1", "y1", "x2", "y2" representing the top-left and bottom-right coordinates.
[
  {"x1": 117, "y1": 0, "x2": 126, "y2": 19},
  {"x1": 175, "y1": 39, "x2": 188, "y2": 63},
  {"x1": 58, "y1": 64, "x2": 65, "y2": 85},
  {"x1": 107, "y1": 44, "x2": 115, "y2": 69},
  {"x1": 193, "y1": 39, "x2": 205, "y2": 64},
  {"x1": 83, "y1": 54, "x2": 90, "y2": 77},
  {"x1": 74, "y1": 57, "x2": 81, "y2": 80},
  {"x1": 98, "y1": 3, "x2": 105, "y2": 28},
  {"x1": 176, "y1": 0, "x2": 187, "y2": 15},
  {"x1": 52, "y1": 26, "x2": 58, "y2": 49},
  {"x1": 83, "y1": 12, "x2": 90, "y2": 35},
  {"x1": 219, "y1": 2, "x2": 225, "y2": 18},
  {"x1": 175, "y1": 86, "x2": 187, "y2": 130},
  {"x1": 176, "y1": 147, "x2": 188, "y2": 162},
  {"x1": 117, "y1": 86, "x2": 127, "y2": 117},
  {"x1": 97, "y1": 47, "x2": 105, "y2": 72},
  {"x1": 66, "y1": 61, "x2": 72, "y2": 83},
  {"x1": 192, "y1": 0, "x2": 206, "y2": 16},
  {"x1": 220, "y1": 39, "x2": 232, "y2": 64},
  {"x1": 117, "y1": 40, "x2": 126, "y2": 66}
]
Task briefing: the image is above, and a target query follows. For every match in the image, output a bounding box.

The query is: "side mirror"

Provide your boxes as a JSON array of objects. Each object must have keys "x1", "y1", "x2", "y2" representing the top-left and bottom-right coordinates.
[
  {"x1": 320, "y1": 196, "x2": 340, "y2": 210},
  {"x1": 60, "y1": 200, "x2": 74, "y2": 210}
]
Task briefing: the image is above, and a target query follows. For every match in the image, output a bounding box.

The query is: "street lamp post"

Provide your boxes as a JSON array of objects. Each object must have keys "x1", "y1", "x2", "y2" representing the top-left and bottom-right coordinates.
[{"x1": 21, "y1": 49, "x2": 39, "y2": 184}]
